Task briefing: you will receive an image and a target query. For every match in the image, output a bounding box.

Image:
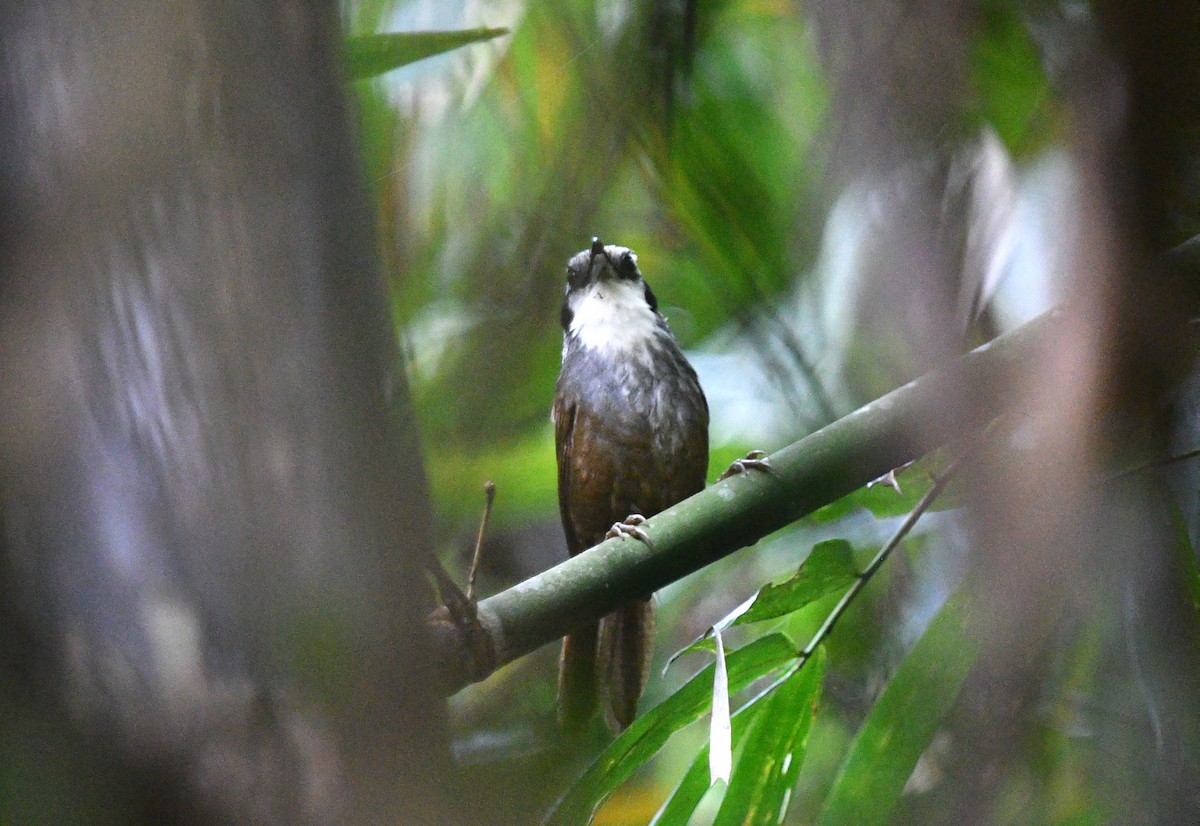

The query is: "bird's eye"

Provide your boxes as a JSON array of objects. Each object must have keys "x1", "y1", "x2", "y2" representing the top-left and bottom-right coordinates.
[{"x1": 617, "y1": 252, "x2": 638, "y2": 279}]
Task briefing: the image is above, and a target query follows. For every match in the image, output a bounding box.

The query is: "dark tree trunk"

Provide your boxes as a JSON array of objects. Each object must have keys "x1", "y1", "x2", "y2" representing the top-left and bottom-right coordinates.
[{"x1": 0, "y1": 2, "x2": 454, "y2": 822}]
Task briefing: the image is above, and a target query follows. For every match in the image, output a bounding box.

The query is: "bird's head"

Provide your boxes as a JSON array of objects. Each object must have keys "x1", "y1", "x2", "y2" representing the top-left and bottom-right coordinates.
[{"x1": 561, "y1": 238, "x2": 663, "y2": 355}]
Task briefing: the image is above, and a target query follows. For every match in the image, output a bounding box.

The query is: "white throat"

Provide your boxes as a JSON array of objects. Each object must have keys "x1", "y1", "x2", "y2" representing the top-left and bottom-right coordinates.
[{"x1": 567, "y1": 279, "x2": 662, "y2": 356}]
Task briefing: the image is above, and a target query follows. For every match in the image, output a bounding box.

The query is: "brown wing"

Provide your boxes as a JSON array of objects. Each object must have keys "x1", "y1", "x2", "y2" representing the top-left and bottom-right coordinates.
[
  {"x1": 554, "y1": 392, "x2": 602, "y2": 728},
  {"x1": 553, "y1": 394, "x2": 582, "y2": 555},
  {"x1": 557, "y1": 400, "x2": 648, "y2": 554},
  {"x1": 556, "y1": 391, "x2": 660, "y2": 554}
]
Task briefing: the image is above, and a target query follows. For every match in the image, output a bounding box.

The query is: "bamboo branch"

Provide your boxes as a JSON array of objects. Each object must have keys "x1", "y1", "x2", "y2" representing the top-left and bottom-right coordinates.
[{"x1": 428, "y1": 309, "x2": 1063, "y2": 694}]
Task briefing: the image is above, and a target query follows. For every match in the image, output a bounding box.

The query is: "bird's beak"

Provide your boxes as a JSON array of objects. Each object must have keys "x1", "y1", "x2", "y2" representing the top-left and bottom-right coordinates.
[{"x1": 588, "y1": 237, "x2": 611, "y2": 280}]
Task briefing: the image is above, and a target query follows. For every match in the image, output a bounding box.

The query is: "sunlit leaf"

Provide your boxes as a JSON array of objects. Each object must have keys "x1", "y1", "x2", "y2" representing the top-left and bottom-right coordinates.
[
  {"x1": 666, "y1": 540, "x2": 857, "y2": 668},
  {"x1": 343, "y1": 28, "x2": 508, "y2": 80},
  {"x1": 817, "y1": 589, "x2": 978, "y2": 826},
  {"x1": 544, "y1": 634, "x2": 796, "y2": 826},
  {"x1": 425, "y1": 428, "x2": 558, "y2": 527},
  {"x1": 714, "y1": 648, "x2": 825, "y2": 826},
  {"x1": 709, "y1": 631, "x2": 732, "y2": 785},
  {"x1": 650, "y1": 700, "x2": 764, "y2": 826}
]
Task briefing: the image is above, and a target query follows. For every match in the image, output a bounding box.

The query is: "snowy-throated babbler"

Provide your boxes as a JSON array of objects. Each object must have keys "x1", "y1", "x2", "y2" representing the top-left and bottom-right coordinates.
[{"x1": 553, "y1": 238, "x2": 709, "y2": 732}]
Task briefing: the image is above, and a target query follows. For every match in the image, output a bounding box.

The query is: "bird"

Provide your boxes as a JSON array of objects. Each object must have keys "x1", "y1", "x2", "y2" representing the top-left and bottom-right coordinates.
[{"x1": 552, "y1": 238, "x2": 709, "y2": 732}]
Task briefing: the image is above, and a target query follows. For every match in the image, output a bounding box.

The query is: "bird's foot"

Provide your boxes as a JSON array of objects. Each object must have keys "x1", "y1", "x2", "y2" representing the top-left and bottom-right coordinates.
[
  {"x1": 718, "y1": 449, "x2": 773, "y2": 481},
  {"x1": 606, "y1": 514, "x2": 654, "y2": 548}
]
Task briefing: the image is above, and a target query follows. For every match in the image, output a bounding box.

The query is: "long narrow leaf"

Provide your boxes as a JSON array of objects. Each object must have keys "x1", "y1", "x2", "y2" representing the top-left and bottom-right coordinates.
[
  {"x1": 343, "y1": 28, "x2": 508, "y2": 80},
  {"x1": 709, "y1": 631, "x2": 733, "y2": 784},
  {"x1": 714, "y1": 648, "x2": 826, "y2": 826},
  {"x1": 817, "y1": 589, "x2": 978, "y2": 826},
  {"x1": 544, "y1": 634, "x2": 796, "y2": 826}
]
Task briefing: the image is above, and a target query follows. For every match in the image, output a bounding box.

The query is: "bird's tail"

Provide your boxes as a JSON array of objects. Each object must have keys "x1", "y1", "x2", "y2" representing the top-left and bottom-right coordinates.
[
  {"x1": 559, "y1": 599, "x2": 656, "y2": 733},
  {"x1": 598, "y1": 598, "x2": 655, "y2": 733},
  {"x1": 559, "y1": 622, "x2": 599, "y2": 732}
]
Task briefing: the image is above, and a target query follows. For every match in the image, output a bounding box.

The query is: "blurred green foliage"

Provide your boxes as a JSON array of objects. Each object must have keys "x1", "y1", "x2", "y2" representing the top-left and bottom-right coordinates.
[
  {"x1": 970, "y1": 1, "x2": 1055, "y2": 155},
  {"x1": 817, "y1": 589, "x2": 978, "y2": 826}
]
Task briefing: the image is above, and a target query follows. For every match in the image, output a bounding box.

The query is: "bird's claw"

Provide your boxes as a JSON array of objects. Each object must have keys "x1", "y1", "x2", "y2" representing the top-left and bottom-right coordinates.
[
  {"x1": 718, "y1": 449, "x2": 773, "y2": 481},
  {"x1": 606, "y1": 514, "x2": 654, "y2": 547}
]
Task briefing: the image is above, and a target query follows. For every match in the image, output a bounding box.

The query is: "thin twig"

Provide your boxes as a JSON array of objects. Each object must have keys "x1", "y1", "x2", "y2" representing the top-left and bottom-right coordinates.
[
  {"x1": 792, "y1": 417, "x2": 1000, "y2": 666},
  {"x1": 1107, "y1": 446, "x2": 1200, "y2": 482},
  {"x1": 466, "y1": 481, "x2": 496, "y2": 602}
]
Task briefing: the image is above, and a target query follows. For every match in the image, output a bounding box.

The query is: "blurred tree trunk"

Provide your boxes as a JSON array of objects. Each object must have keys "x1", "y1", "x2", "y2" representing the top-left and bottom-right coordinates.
[
  {"x1": 940, "y1": 4, "x2": 1200, "y2": 821},
  {"x1": 0, "y1": 1, "x2": 455, "y2": 823},
  {"x1": 803, "y1": 1, "x2": 1200, "y2": 820}
]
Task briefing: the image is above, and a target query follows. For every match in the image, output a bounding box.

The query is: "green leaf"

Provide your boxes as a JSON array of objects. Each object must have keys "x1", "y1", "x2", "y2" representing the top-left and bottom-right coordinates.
[
  {"x1": 544, "y1": 634, "x2": 796, "y2": 826},
  {"x1": 667, "y1": 541, "x2": 857, "y2": 668},
  {"x1": 738, "y1": 541, "x2": 857, "y2": 625},
  {"x1": 971, "y1": 1, "x2": 1053, "y2": 156},
  {"x1": 714, "y1": 648, "x2": 825, "y2": 826},
  {"x1": 817, "y1": 589, "x2": 979, "y2": 826},
  {"x1": 342, "y1": 28, "x2": 509, "y2": 80}
]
